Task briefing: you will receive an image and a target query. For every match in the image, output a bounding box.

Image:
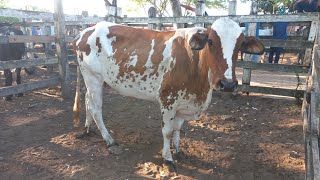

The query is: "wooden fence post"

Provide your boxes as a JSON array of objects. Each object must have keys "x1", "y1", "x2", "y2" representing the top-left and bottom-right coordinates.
[
  {"x1": 303, "y1": 20, "x2": 318, "y2": 66},
  {"x1": 148, "y1": 7, "x2": 157, "y2": 30},
  {"x1": 54, "y1": 0, "x2": 71, "y2": 99},
  {"x1": 228, "y1": 0, "x2": 237, "y2": 15},
  {"x1": 242, "y1": 23, "x2": 256, "y2": 89},
  {"x1": 195, "y1": 0, "x2": 205, "y2": 27}
]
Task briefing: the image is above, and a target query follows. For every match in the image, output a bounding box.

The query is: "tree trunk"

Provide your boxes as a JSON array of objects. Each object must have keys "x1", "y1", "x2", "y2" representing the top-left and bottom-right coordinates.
[{"x1": 169, "y1": 0, "x2": 184, "y2": 29}]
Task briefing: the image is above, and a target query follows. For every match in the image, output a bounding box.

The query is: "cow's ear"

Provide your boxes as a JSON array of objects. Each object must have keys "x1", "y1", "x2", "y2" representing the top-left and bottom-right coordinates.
[
  {"x1": 189, "y1": 31, "x2": 208, "y2": 50},
  {"x1": 240, "y1": 36, "x2": 265, "y2": 55}
]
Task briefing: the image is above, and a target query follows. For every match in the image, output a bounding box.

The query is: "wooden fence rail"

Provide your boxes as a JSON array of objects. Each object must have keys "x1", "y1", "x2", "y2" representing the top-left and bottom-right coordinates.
[
  {"x1": 303, "y1": 47, "x2": 320, "y2": 180},
  {"x1": 119, "y1": 13, "x2": 318, "y2": 24}
]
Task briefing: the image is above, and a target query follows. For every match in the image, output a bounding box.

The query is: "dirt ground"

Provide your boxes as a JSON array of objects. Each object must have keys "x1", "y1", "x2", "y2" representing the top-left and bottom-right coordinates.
[{"x1": 0, "y1": 55, "x2": 306, "y2": 179}]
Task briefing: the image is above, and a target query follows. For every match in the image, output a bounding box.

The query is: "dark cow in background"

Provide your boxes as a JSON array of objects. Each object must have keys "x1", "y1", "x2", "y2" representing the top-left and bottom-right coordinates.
[{"x1": 0, "y1": 23, "x2": 25, "y2": 101}]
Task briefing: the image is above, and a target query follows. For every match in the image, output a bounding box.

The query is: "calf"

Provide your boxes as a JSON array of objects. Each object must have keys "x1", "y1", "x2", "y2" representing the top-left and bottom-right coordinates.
[
  {"x1": 73, "y1": 18, "x2": 264, "y2": 165},
  {"x1": 0, "y1": 23, "x2": 25, "y2": 101}
]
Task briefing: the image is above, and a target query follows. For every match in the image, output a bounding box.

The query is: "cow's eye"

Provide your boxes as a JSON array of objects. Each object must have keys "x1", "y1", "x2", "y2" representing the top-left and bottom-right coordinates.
[{"x1": 208, "y1": 39, "x2": 213, "y2": 46}]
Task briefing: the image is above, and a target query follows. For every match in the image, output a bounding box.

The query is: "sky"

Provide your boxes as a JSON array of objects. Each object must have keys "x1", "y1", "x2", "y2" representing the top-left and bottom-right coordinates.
[{"x1": 7, "y1": 0, "x2": 252, "y2": 17}]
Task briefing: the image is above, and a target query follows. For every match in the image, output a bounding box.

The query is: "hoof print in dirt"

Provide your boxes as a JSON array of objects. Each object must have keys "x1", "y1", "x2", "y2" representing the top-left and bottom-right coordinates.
[
  {"x1": 74, "y1": 131, "x2": 87, "y2": 139},
  {"x1": 108, "y1": 144, "x2": 123, "y2": 155},
  {"x1": 174, "y1": 151, "x2": 185, "y2": 161},
  {"x1": 3, "y1": 96, "x2": 12, "y2": 101},
  {"x1": 16, "y1": 93, "x2": 23, "y2": 97}
]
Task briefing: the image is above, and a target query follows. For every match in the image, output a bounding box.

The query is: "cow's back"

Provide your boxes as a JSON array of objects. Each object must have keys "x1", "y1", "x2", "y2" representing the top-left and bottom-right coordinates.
[{"x1": 74, "y1": 22, "x2": 179, "y2": 101}]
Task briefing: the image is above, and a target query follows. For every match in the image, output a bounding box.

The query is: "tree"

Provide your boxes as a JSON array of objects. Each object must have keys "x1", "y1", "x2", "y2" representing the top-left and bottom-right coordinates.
[
  {"x1": 0, "y1": 0, "x2": 8, "y2": 8},
  {"x1": 130, "y1": 0, "x2": 226, "y2": 17},
  {"x1": 254, "y1": 0, "x2": 295, "y2": 14}
]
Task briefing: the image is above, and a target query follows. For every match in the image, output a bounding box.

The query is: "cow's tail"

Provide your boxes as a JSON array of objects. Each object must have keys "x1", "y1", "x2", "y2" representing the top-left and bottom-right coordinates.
[{"x1": 73, "y1": 65, "x2": 81, "y2": 127}]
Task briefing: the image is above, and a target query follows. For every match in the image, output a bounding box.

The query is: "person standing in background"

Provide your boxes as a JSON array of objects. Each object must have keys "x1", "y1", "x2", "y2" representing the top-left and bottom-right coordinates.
[
  {"x1": 294, "y1": 0, "x2": 318, "y2": 12},
  {"x1": 268, "y1": 10, "x2": 288, "y2": 64}
]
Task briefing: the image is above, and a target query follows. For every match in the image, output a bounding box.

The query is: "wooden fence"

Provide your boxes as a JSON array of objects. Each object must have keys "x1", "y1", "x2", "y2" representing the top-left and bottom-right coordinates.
[
  {"x1": 302, "y1": 46, "x2": 320, "y2": 180},
  {"x1": 0, "y1": 3, "x2": 319, "y2": 180},
  {"x1": 0, "y1": 0, "x2": 102, "y2": 99},
  {"x1": 118, "y1": 12, "x2": 318, "y2": 99}
]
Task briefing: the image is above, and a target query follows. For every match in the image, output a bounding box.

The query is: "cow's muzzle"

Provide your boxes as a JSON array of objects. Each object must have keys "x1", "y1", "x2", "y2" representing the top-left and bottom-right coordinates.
[{"x1": 218, "y1": 79, "x2": 238, "y2": 92}]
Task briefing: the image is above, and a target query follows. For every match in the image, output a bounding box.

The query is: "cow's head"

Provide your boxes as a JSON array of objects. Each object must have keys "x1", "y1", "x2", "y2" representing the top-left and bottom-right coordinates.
[{"x1": 188, "y1": 17, "x2": 264, "y2": 92}]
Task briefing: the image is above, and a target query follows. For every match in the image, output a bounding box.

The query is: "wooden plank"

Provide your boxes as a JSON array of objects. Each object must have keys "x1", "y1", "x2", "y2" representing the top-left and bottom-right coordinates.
[
  {"x1": 0, "y1": 77, "x2": 60, "y2": 97},
  {"x1": 119, "y1": 13, "x2": 318, "y2": 24},
  {"x1": 228, "y1": 0, "x2": 237, "y2": 15},
  {"x1": 242, "y1": 22, "x2": 256, "y2": 88},
  {"x1": 147, "y1": 7, "x2": 157, "y2": 30},
  {"x1": 238, "y1": 84, "x2": 304, "y2": 97},
  {"x1": 259, "y1": 39, "x2": 314, "y2": 48},
  {"x1": 0, "y1": 8, "x2": 104, "y2": 22},
  {"x1": 237, "y1": 61, "x2": 309, "y2": 73},
  {"x1": 0, "y1": 35, "x2": 55, "y2": 44},
  {"x1": 310, "y1": 135, "x2": 320, "y2": 180},
  {"x1": 310, "y1": 52, "x2": 320, "y2": 180},
  {"x1": 54, "y1": 0, "x2": 71, "y2": 99},
  {"x1": 308, "y1": 21, "x2": 318, "y2": 42},
  {"x1": 303, "y1": 91, "x2": 311, "y2": 180},
  {"x1": 0, "y1": 58, "x2": 58, "y2": 69}
]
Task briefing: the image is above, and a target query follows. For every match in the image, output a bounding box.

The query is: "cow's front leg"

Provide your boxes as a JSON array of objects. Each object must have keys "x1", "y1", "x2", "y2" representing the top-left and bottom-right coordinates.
[
  {"x1": 172, "y1": 116, "x2": 185, "y2": 159},
  {"x1": 161, "y1": 110, "x2": 176, "y2": 162}
]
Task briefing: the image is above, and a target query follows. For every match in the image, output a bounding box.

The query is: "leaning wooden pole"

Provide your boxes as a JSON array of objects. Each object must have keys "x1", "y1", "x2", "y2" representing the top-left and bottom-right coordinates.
[{"x1": 54, "y1": 0, "x2": 71, "y2": 99}]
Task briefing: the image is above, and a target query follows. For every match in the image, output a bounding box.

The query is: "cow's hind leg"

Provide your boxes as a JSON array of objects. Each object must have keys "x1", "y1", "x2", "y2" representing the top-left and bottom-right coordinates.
[
  {"x1": 15, "y1": 68, "x2": 23, "y2": 97},
  {"x1": 172, "y1": 116, "x2": 185, "y2": 159},
  {"x1": 4, "y1": 69, "x2": 13, "y2": 101},
  {"x1": 84, "y1": 78, "x2": 115, "y2": 146},
  {"x1": 85, "y1": 92, "x2": 94, "y2": 133}
]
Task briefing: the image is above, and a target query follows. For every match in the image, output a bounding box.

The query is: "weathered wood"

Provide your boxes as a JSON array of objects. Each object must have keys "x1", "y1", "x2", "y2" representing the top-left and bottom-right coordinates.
[
  {"x1": 195, "y1": 0, "x2": 205, "y2": 27},
  {"x1": 54, "y1": 0, "x2": 71, "y2": 99},
  {"x1": 237, "y1": 61, "x2": 309, "y2": 73},
  {"x1": 303, "y1": 21, "x2": 319, "y2": 66},
  {"x1": 308, "y1": 21, "x2": 318, "y2": 42},
  {"x1": 259, "y1": 39, "x2": 314, "y2": 48},
  {"x1": 0, "y1": 35, "x2": 55, "y2": 44},
  {"x1": 119, "y1": 13, "x2": 318, "y2": 24},
  {"x1": 238, "y1": 84, "x2": 304, "y2": 97},
  {"x1": 310, "y1": 135, "x2": 320, "y2": 180},
  {"x1": 0, "y1": 8, "x2": 104, "y2": 22},
  {"x1": 0, "y1": 58, "x2": 58, "y2": 69},
  {"x1": 307, "y1": 45, "x2": 320, "y2": 180},
  {"x1": 228, "y1": 0, "x2": 237, "y2": 16},
  {"x1": 148, "y1": 7, "x2": 157, "y2": 30},
  {"x1": 303, "y1": 88, "x2": 312, "y2": 180},
  {"x1": 0, "y1": 77, "x2": 60, "y2": 97},
  {"x1": 242, "y1": 22, "x2": 256, "y2": 87}
]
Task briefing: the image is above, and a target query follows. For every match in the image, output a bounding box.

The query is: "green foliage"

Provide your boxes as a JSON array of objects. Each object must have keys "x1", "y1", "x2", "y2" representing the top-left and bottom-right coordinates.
[
  {"x1": 24, "y1": 5, "x2": 50, "y2": 12},
  {"x1": 0, "y1": 16, "x2": 20, "y2": 23},
  {"x1": 256, "y1": 0, "x2": 295, "y2": 14},
  {"x1": 130, "y1": 0, "x2": 227, "y2": 16},
  {"x1": 0, "y1": 0, "x2": 8, "y2": 8},
  {"x1": 185, "y1": 0, "x2": 226, "y2": 9}
]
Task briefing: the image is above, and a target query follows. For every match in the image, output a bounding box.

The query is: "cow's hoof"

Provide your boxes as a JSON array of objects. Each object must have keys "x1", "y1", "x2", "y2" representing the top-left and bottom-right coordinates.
[
  {"x1": 108, "y1": 144, "x2": 123, "y2": 155},
  {"x1": 164, "y1": 160, "x2": 177, "y2": 173},
  {"x1": 3, "y1": 96, "x2": 12, "y2": 101},
  {"x1": 16, "y1": 93, "x2": 23, "y2": 97},
  {"x1": 174, "y1": 151, "x2": 185, "y2": 161}
]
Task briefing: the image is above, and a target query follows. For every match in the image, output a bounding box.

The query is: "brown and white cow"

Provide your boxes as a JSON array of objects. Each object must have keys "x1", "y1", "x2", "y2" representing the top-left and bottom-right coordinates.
[{"x1": 73, "y1": 17, "x2": 264, "y2": 164}]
